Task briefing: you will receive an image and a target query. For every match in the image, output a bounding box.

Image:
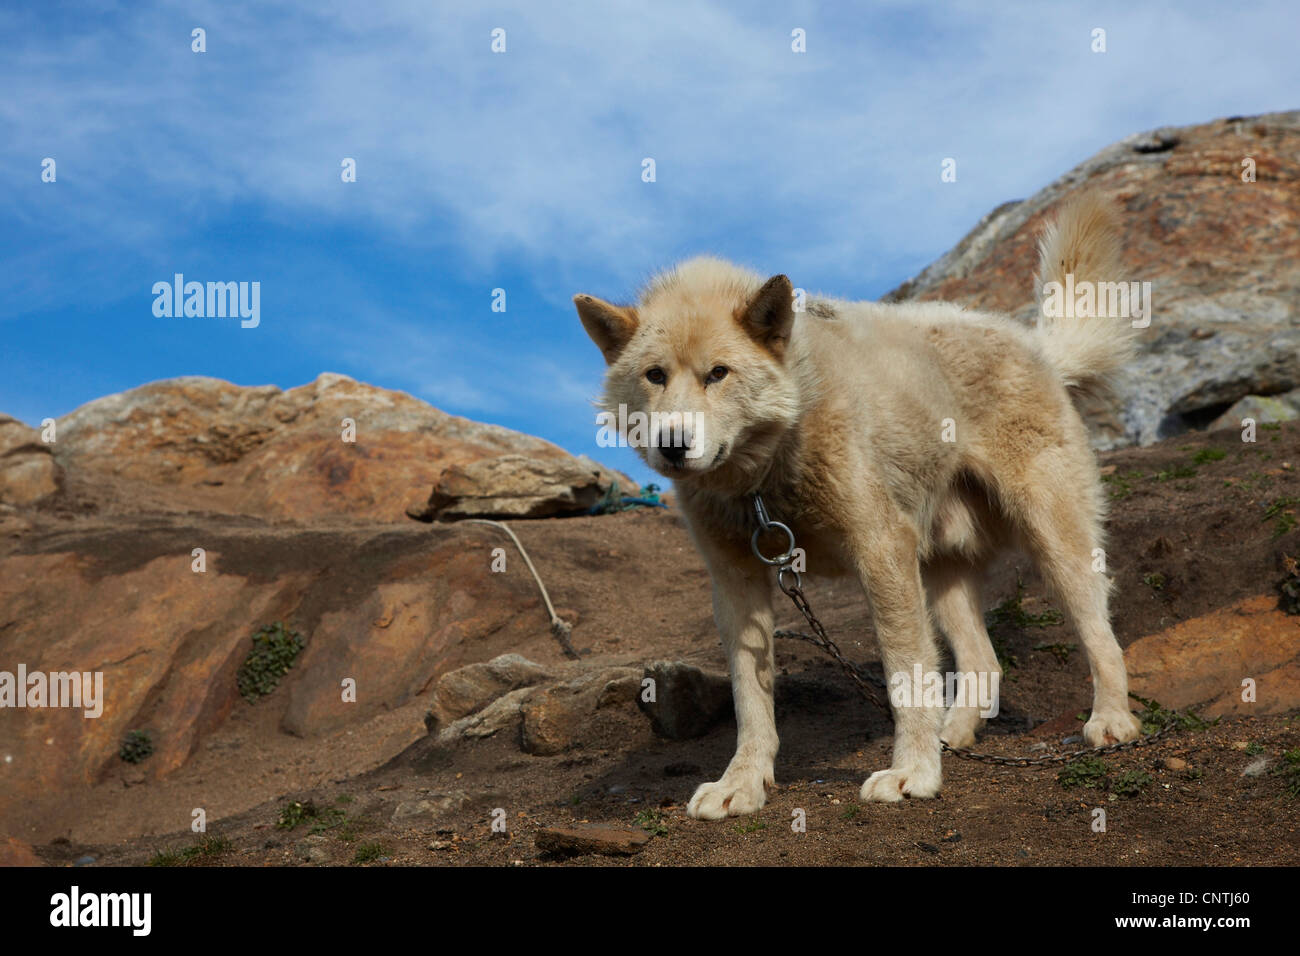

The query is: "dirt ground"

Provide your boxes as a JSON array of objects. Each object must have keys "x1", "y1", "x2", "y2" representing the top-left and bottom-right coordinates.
[{"x1": 17, "y1": 422, "x2": 1300, "y2": 867}]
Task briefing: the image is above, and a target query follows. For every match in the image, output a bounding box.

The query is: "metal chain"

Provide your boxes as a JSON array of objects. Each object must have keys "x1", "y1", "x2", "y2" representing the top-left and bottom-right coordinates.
[{"x1": 751, "y1": 493, "x2": 1181, "y2": 768}]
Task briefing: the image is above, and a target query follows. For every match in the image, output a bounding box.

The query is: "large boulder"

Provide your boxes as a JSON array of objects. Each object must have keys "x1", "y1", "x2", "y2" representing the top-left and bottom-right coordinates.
[
  {"x1": 1124, "y1": 594, "x2": 1300, "y2": 716},
  {"x1": 408, "y1": 453, "x2": 632, "y2": 521},
  {"x1": 885, "y1": 111, "x2": 1300, "y2": 449},
  {"x1": 40, "y1": 373, "x2": 628, "y2": 523}
]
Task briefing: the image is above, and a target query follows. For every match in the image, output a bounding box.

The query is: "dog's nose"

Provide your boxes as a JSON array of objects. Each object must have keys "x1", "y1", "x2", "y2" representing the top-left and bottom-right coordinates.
[{"x1": 659, "y1": 432, "x2": 688, "y2": 466}]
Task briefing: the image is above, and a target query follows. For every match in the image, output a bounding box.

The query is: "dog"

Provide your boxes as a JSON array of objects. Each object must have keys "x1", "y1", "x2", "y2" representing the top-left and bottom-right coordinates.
[{"x1": 574, "y1": 194, "x2": 1144, "y2": 819}]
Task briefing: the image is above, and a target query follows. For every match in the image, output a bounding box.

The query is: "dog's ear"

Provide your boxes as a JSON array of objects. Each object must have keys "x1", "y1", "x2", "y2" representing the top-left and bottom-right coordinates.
[
  {"x1": 574, "y1": 295, "x2": 638, "y2": 364},
  {"x1": 737, "y1": 274, "x2": 794, "y2": 356}
]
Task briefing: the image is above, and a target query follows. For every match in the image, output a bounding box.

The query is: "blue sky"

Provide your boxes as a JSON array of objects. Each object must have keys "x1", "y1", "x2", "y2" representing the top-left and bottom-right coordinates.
[{"x1": 3, "y1": 0, "x2": 1297, "y2": 485}]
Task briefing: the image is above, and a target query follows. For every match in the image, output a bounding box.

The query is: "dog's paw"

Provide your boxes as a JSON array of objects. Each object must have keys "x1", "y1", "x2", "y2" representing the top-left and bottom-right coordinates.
[
  {"x1": 1084, "y1": 708, "x2": 1143, "y2": 747},
  {"x1": 687, "y1": 767, "x2": 771, "y2": 820},
  {"x1": 859, "y1": 765, "x2": 942, "y2": 803},
  {"x1": 940, "y1": 707, "x2": 982, "y2": 749}
]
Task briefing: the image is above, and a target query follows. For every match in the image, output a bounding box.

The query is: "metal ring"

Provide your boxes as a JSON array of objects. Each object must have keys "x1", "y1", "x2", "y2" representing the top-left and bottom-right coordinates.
[
  {"x1": 777, "y1": 566, "x2": 802, "y2": 595},
  {"x1": 751, "y1": 520, "x2": 795, "y2": 566}
]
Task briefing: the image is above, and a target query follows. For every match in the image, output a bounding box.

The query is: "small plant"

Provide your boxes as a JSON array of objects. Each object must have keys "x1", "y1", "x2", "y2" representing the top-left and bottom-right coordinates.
[
  {"x1": 1245, "y1": 741, "x2": 1264, "y2": 756},
  {"x1": 1264, "y1": 497, "x2": 1299, "y2": 540},
  {"x1": 840, "y1": 803, "x2": 861, "y2": 821},
  {"x1": 1102, "y1": 469, "x2": 1144, "y2": 500},
  {"x1": 309, "y1": 807, "x2": 347, "y2": 834},
  {"x1": 335, "y1": 816, "x2": 373, "y2": 843},
  {"x1": 1033, "y1": 641, "x2": 1075, "y2": 664},
  {"x1": 277, "y1": 799, "x2": 319, "y2": 830},
  {"x1": 633, "y1": 809, "x2": 669, "y2": 836},
  {"x1": 277, "y1": 798, "x2": 348, "y2": 834},
  {"x1": 148, "y1": 835, "x2": 232, "y2": 867},
  {"x1": 1130, "y1": 693, "x2": 1217, "y2": 734},
  {"x1": 1192, "y1": 447, "x2": 1227, "y2": 465},
  {"x1": 1143, "y1": 572, "x2": 1166, "y2": 591},
  {"x1": 1112, "y1": 770, "x2": 1153, "y2": 797},
  {"x1": 735, "y1": 819, "x2": 768, "y2": 834},
  {"x1": 238, "y1": 622, "x2": 305, "y2": 702},
  {"x1": 352, "y1": 842, "x2": 387, "y2": 863},
  {"x1": 1271, "y1": 748, "x2": 1300, "y2": 799},
  {"x1": 119, "y1": 730, "x2": 154, "y2": 764},
  {"x1": 1057, "y1": 756, "x2": 1110, "y2": 790},
  {"x1": 1278, "y1": 554, "x2": 1300, "y2": 615},
  {"x1": 1152, "y1": 464, "x2": 1197, "y2": 482},
  {"x1": 985, "y1": 575, "x2": 1065, "y2": 673}
]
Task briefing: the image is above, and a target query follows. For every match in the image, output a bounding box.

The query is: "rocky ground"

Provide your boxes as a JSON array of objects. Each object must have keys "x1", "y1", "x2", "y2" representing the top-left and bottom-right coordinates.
[{"x1": 4, "y1": 420, "x2": 1297, "y2": 868}]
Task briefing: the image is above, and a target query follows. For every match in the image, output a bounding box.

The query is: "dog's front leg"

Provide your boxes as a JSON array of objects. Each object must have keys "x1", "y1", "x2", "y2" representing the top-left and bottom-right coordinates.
[
  {"x1": 686, "y1": 557, "x2": 777, "y2": 820},
  {"x1": 852, "y1": 522, "x2": 944, "y2": 802}
]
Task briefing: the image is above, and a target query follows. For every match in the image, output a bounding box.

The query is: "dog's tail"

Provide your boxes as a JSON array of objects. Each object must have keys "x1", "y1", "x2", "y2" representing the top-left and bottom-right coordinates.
[{"x1": 1033, "y1": 194, "x2": 1137, "y2": 394}]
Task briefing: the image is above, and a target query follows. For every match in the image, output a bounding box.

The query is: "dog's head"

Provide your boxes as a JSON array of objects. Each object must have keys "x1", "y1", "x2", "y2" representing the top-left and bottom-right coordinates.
[{"x1": 575, "y1": 257, "x2": 802, "y2": 486}]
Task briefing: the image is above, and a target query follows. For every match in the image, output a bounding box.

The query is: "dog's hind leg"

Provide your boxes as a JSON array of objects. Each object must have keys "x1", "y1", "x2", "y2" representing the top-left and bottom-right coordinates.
[
  {"x1": 686, "y1": 547, "x2": 779, "y2": 820},
  {"x1": 853, "y1": 512, "x2": 945, "y2": 802},
  {"x1": 924, "y1": 558, "x2": 1001, "y2": 748},
  {"x1": 1002, "y1": 454, "x2": 1142, "y2": 746}
]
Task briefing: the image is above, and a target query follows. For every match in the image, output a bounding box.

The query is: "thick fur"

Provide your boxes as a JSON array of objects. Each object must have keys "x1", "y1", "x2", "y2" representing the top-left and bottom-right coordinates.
[
  {"x1": 1034, "y1": 193, "x2": 1137, "y2": 393},
  {"x1": 575, "y1": 195, "x2": 1143, "y2": 819}
]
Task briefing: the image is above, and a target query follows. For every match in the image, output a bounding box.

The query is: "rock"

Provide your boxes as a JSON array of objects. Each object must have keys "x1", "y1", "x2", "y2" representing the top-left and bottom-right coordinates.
[
  {"x1": 1124, "y1": 594, "x2": 1300, "y2": 715},
  {"x1": 43, "y1": 373, "x2": 629, "y2": 523},
  {"x1": 535, "y1": 824, "x2": 652, "y2": 856},
  {"x1": 428, "y1": 663, "x2": 641, "y2": 754},
  {"x1": 0, "y1": 838, "x2": 43, "y2": 867},
  {"x1": 1206, "y1": 391, "x2": 1300, "y2": 432},
  {"x1": 1163, "y1": 757, "x2": 1188, "y2": 771},
  {"x1": 391, "y1": 792, "x2": 469, "y2": 826},
  {"x1": 597, "y1": 674, "x2": 641, "y2": 708},
  {"x1": 410, "y1": 453, "x2": 634, "y2": 521},
  {"x1": 297, "y1": 835, "x2": 330, "y2": 863},
  {"x1": 520, "y1": 667, "x2": 640, "y2": 756},
  {"x1": 424, "y1": 654, "x2": 553, "y2": 732},
  {"x1": 884, "y1": 111, "x2": 1300, "y2": 449},
  {"x1": 0, "y1": 416, "x2": 61, "y2": 505},
  {"x1": 520, "y1": 684, "x2": 591, "y2": 756},
  {"x1": 435, "y1": 686, "x2": 538, "y2": 744},
  {"x1": 637, "y1": 661, "x2": 733, "y2": 739}
]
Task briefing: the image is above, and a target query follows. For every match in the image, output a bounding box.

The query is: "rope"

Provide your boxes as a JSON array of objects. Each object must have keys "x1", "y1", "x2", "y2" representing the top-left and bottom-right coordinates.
[{"x1": 458, "y1": 519, "x2": 580, "y2": 660}]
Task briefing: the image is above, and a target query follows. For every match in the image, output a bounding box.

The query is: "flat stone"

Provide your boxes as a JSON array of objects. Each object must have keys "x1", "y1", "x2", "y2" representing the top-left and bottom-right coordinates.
[{"x1": 535, "y1": 824, "x2": 652, "y2": 857}]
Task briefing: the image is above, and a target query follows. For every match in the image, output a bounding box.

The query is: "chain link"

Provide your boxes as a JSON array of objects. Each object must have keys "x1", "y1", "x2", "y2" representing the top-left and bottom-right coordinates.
[{"x1": 752, "y1": 493, "x2": 1181, "y2": 769}]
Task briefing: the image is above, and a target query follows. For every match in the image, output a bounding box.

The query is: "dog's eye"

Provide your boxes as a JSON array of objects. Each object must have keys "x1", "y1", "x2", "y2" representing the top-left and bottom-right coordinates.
[
  {"x1": 706, "y1": 365, "x2": 729, "y2": 384},
  {"x1": 646, "y1": 367, "x2": 666, "y2": 385}
]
